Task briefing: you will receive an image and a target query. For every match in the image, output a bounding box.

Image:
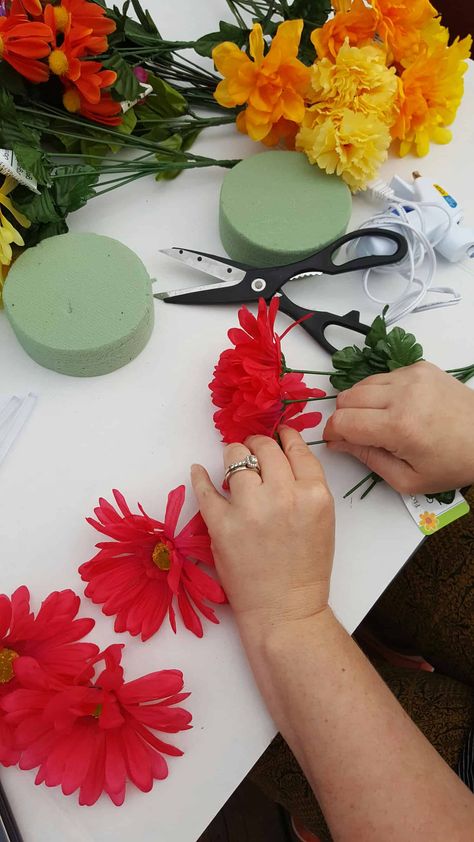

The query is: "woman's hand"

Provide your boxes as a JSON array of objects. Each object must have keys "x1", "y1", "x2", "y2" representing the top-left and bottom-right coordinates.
[
  {"x1": 324, "y1": 362, "x2": 474, "y2": 494},
  {"x1": 191, "y1": 427, "x2": 335, "y2": 635}
]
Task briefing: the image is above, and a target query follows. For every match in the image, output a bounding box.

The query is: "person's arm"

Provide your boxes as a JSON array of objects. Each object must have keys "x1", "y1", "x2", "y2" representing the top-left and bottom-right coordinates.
[
  {"x1": 324, "y1": 361, "x2": 474, "y2": 493},
  {"x1": 191, "y1": 429, "x2": 474, "y2": 842}
]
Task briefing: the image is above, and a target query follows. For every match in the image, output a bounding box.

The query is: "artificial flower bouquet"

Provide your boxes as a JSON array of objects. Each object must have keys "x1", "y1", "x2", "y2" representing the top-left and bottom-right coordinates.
[
  {"x1": 211, "y1": 0, "x2": 472, "y2": 190},
  {"x1": 1, "y1": 0, "x2": 471, "y2": 292}
]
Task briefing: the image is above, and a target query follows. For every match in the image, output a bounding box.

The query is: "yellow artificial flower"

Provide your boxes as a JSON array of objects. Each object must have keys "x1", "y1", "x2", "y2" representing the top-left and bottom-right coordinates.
[
  {"x1": 297, "y1": 42, "x2": 397, "y2": 191},
  {"x1": 0, "y1": 176, "x2": 31, "y2": 303},
  {"x1": 297, "y1": 109, "x2": 392, "y2": 192},
  {"x1": 212, "y1": 20, "x2": 310, "y2": 145},
  {"x1": 392, "y1": 34, "x2": 472, "y2": 157},
  {"x1": 307, "y1": 41, "x2": 397, "y2": 122}
]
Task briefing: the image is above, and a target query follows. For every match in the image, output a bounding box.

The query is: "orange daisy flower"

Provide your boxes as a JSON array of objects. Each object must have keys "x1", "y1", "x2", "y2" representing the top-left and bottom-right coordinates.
[
  {"x1": 311, "y1": 0, "x2": 377, "y2": 61},
  {"x1": 62, "y1": 83, "x2": 122, "y2": 126},
  {"x1": 62, "y1": 0, "x2": 116, "y2": 54},
  {"x1": 213, "y1": 20, "x2": 310, "y2": 145},
  {"x1": 0, "y1": 14, "x2": 52, "y2": 83}
]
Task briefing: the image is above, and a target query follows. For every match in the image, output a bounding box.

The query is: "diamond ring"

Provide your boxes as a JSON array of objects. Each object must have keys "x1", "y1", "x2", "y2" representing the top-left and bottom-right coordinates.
[{"x1": 223, "y1": 454, "x2": 261, "y2": 489}]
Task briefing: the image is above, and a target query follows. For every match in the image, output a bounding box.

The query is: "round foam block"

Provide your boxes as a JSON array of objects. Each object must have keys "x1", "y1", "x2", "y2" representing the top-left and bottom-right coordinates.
[
  {"x1": 219, "y1": 151, "x2": 352, "y2": 267},
  {"x1": 4, "y1": 233, "x2": 154, "y2": 377}
]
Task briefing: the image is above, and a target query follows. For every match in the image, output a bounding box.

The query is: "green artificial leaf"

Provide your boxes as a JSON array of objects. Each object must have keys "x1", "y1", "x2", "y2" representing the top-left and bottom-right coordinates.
[
  {"x1": 52, "y1": 166, "x2": 98, "y2": 215},
  {"x1": 12, "y1": 144, "x2": 50, "y2": 186},
  {"x1": 194, "y1": 21, "x2": 248, "y2": 58},
  {"x1": 104, "y1": 51, "x2": 142, "y2": 101},
  {"x1": 130, "y1": 0, "x2": 159, "y2": 34},
  {"x1": 116, "y1": 107, "x2": 137, "y2": 135},
  {"x1": 154, "y1": 133, "x2": 186, "y2": 181},
  {"x1": 365, "y1": 309, "x2": 388, "y2": 349},
  {"x1": 381, "y1": 327, "x2": 424, "y2": 369},
  {"x1": 284, "y1": 0, "x2": 331, "y2": 27},
  {"x1": 330, "y1": 310, "x2": 425, "y2": 392},
  {"x1": 145, "y1": 74, "x2": 187, "y2": 117},
  {"x1": 15, "y1": 188, "x2": 62, "y2": 224},
  {"x1": 22, "y1": 219, "x2": 69, "y2": 249}
]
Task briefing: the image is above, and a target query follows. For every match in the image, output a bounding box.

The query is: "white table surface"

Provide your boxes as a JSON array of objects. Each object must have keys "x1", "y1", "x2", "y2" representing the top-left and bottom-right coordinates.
[{"x1": 1, "y1": 1, "x2": 473, "y2": 837}]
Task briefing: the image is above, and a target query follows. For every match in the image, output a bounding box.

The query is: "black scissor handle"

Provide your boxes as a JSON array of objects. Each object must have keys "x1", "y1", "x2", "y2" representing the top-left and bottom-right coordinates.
[
  {"x1": 278, "y1": 292, "x2": 369, "y2": 356},
  {"x1": 287, "y1": 228, "x2": 407, "y2": 278}
]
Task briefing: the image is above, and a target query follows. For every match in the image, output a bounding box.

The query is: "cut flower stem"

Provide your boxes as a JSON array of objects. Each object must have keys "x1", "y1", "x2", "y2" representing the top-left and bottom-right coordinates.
[{"x1": 283, "y1": 395, "x2": 337, "y2": 404}]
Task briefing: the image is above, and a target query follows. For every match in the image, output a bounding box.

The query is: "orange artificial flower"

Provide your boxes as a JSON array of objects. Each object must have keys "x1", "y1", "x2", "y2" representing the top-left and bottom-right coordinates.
[
  {"x1": 42, "y1": 3, "x2": 88, "y2": 81},
  {"x1": 392, "y1": 34, "x2": 471, "y2": 156},
  {"x1": 63, "y1": 84, "x2": 122, "y2": 126},
  {"x1": 371, "y1": 0, "x2": 438, "y2": 64},
  {"x1": 311, "y1": 0, "x2": 377, "y2": 61},
  {"x1": 213, "y1": 20, "x2": 310, "y2": 145},
  {"x1": 0, "y1": 14, "x2": 52, "y2": 83},
  {"x1": 60, "y1": 0, "x2": 115, "y2": 55}
]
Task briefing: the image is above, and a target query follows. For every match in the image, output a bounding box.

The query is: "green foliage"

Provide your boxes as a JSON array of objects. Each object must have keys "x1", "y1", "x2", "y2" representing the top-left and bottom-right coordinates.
[
  {"x1": 0, "y1": 91, "x2": 50, "y2": 185},
  {"x1": 195, "y1": 21, "x2": 248, "y2": 58},
  {"x1": 330, "y1": 307, "x2": 424, "y2": 392},
  {"x1": 103, "y1": 51, "x2": 142, "y2": 101}
]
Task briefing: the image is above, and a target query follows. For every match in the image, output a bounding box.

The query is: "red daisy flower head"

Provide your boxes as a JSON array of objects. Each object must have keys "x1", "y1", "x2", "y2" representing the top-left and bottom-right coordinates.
[
  {"x1": 79, "y1": 487, "x2": 227, "y2": 640},
  {"x1": 0, "y1": 586, "x2": 98, "y2": 767},
  {"x1": 209, "y1": 297, "x2": 326, "y2": 443},
  {"x1": 1, "y1": 644, "x2": 192, "y2": 806}
]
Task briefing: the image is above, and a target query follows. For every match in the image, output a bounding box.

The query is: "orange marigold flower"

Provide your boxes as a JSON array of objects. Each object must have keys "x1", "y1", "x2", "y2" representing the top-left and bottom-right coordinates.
[
  {"x1": 63, "y1": 83, "x2": 122, "y2": 126},
  {"x1": 213, "y1": 20, "x2": 310, "y2": 144},
  {"x1": 311, "y1": 0, "x2": 377, "y2": 61},
  {"x1": 371, "y1": 0, "x2": 438, "y2": 64},
  {"x1": 392, "y1": 35, "x2": 471, "y2": 157},
  {"x1": 0, "y1": 14, "x2": 52, "y2": 83}
]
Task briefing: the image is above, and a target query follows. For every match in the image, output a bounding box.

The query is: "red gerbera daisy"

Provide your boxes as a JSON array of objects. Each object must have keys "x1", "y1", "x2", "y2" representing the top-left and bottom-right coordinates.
[
  {"x1": 209, "y1": 297, "x2": 326, "y2": 443},
  {"x1": 79, "y1": 487, "x2": 227, "y2": 640},
  {"x1": 0, "y1": 586, "x2": 98, "y2": 767},
  {"x1": 1, "y1": 644, "x2": 191, "y2": 806}
]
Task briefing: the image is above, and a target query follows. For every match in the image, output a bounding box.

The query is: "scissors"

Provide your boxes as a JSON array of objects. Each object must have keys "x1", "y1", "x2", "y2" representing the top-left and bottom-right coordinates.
[{"x1": 155, "y1": 228, "x2": 407, "y2": 355}]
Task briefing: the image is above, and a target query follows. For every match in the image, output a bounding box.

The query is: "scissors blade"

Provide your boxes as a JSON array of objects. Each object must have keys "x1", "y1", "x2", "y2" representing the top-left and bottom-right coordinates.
[{"x1": 159, "y1": 248, "x2": 247, "y2": 283}]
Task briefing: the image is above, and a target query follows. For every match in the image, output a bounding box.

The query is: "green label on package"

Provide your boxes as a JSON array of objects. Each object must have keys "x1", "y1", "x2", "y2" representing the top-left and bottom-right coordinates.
[{"x1": 402, "y1": 490, "x2": 470, "y2": 535}]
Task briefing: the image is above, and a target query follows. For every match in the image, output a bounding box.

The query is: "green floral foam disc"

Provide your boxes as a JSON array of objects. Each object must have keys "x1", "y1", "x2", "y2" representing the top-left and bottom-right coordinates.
[
  {"x1": 219, "y1": 151, "x2": 352, "y2": 267},
  {"x1": 4, "y1": 233, "x2": 154, "y2": 377}
]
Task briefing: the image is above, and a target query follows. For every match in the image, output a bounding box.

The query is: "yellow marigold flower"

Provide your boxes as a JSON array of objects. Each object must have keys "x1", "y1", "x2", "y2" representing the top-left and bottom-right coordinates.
[
  {"x1": 307, "y1": 41, "x2": 397, "y2": 124},
  {"x1": 392, "y1": 35, "x2": 472, "y2": 157},
  {"x1": 212, "y1": 20, "x2": 310, "y2": 145},
  {"x1": 371, "y1": 0, "x2": 438, "y2": 64},
  {"x1": 0, "y1": 176, "x2": 30, "y2": 304},
  {"x1": 311, "y1": 0, "x2": 377, "y2": 60},
  {"x1": 297, "y1": 109, "x2": 392, "y2": 192}
]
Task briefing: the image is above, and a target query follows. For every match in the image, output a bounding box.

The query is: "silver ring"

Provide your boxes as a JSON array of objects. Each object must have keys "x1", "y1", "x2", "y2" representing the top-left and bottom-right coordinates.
[{"x1": 223, "y1": 454, "x2": 261, "y2": 489}]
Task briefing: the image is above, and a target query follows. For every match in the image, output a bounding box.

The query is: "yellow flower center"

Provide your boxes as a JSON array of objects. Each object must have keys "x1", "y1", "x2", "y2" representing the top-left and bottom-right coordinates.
[
  {"x1": 62, "y1": 89, "x2": 81, "y2": 113},
  {"x1": 152, "y1": 542, "x2": 171, "y2": 571},
  {"x1": 49, "y1": 48, "x2": 69, "y2": 76},
  {"x1": 0, "y1": 647, "x2": 19, "y2": 684},
  {"x1": 53, "y1": 6, "x2": 70, "y2": 33}
]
